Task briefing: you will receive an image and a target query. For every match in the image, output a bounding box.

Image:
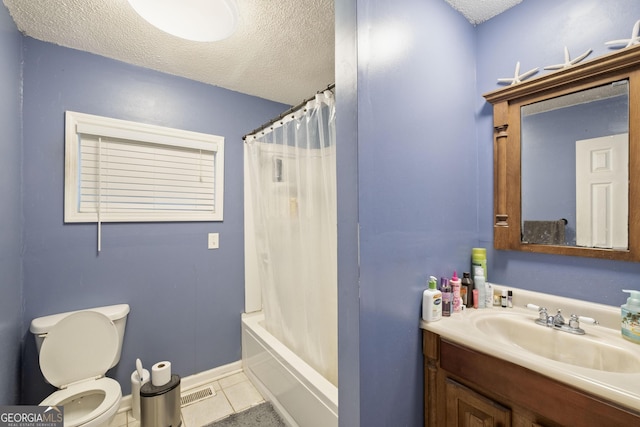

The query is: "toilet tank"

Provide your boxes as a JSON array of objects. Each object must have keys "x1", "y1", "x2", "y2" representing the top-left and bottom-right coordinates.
[{"x1": 30, "y1": 304, "x2": 130, "y2": 368}]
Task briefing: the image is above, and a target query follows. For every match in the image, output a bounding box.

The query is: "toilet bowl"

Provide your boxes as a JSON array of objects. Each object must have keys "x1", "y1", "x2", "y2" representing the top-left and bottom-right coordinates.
[
  {"x1": 40, "y1": 378, "x2": 121, "y2": 427},
  {"x1": 30, "y1": 305, "x2": 130, "y2": 427}
]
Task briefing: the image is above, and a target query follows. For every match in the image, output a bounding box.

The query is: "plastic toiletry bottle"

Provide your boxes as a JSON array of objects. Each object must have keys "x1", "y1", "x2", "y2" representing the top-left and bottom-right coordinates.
[
  {"x1": 422, "y1": 276, "x2": 442, "y2": 322},
  {"x1": 621, "y1": 290, "x2": 640, "y2": 344},
  {"x1": 461, "y1": 272, "x2": 473, "y2": 307},
  {"x1": 474, "y1": 274, "x2": 486, "y2": 309},
  {"x1": 471, "y1": 248, "x2": 487, "y2": 280},
  {"x1": 485, "y1": 281, "x2": 493, "y2": 309},
  {"x1": 442, "y1": 280, "x2": 452, "y2": 317},
  {"x1": 451, "y1": 271, "x2": 462, "y2": 313},
  {"x1": 501, "y1": 289, "x2": 508, "y2": 308}
]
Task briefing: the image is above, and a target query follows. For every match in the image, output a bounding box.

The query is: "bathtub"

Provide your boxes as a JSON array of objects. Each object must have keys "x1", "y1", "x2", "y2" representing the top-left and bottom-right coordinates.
[{"x1": 241, "y1": 312, "x2": 338, "y2": 427}]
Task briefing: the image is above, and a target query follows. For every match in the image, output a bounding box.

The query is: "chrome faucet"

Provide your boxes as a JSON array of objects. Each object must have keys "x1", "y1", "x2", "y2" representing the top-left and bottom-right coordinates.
[
  {"x1": 552, "y1": 308, "x2": 565, "y2": 327},
  {"x1": 530, "y1": 305, "x2": 598, "y2": 335}
]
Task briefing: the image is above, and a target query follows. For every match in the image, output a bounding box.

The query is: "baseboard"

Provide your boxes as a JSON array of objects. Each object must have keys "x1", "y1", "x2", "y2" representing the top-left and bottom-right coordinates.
[{"x1": 118, "y1": 360, "x2": 243, "y2": 414}]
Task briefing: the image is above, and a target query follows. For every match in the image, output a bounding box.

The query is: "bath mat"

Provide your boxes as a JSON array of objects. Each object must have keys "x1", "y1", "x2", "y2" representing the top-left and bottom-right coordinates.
[{"x1": 204, "y1": 402, "x2": 286, "y2": 427}]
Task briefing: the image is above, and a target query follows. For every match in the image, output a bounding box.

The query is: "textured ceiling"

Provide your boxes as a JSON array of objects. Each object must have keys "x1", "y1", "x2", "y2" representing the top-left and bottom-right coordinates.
[
  {"x1": 3, "y1": 0, "x2": 521, "y2": 105},
  {"x1": 445, "y1": 0, "x2": 522, "y2": 25}
]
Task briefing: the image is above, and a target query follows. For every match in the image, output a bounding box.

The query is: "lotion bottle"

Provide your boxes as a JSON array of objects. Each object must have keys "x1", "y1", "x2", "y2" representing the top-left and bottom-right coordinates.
[
  {"x1": 622, "y1": 290, "x2": 640, "y2": 344},
  {"x1": 422, "y1": 276, "x2": 442, "y2": 322}
]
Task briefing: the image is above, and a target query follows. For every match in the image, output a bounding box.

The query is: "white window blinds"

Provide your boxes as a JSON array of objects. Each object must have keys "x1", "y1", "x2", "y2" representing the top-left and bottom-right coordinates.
[{"x1": 65, "y1": 111, "x2": 224, "y2": 223}]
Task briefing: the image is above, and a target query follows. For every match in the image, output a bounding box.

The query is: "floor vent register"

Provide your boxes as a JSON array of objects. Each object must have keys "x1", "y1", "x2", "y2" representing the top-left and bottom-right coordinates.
[{"x1": 181, "y1": 385, "x2": 216, "y2": 407}]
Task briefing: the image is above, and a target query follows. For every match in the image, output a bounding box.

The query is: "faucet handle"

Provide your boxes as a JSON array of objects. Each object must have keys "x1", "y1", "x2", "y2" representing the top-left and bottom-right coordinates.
[
  {"x1": 526, "y1": 303, "x2": 548, "y2": 317},
  {"x1": 554, "y1": 309, "x2": 565, "y2": 326},
  {"x1": 569, "y1": 314, "x2": 580, "y2": 329},
  {"x1": 573, "y1": 314, "x2": 598, "y2": 325},
  {"x1": 569, "y1": 314, "x2": 599, "y2": 331},
  {"x1": 538, "y1": 307, "x2": 549, "y2": 321}
]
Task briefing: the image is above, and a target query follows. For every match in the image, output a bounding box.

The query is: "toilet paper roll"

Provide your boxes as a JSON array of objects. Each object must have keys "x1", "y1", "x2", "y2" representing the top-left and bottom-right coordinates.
[
  {"x1": 151, "y1": 361, "x2": 172, "y2": 387},
  {"x1": 130, "y1": 369, "x2": 150, "y2": 420}
]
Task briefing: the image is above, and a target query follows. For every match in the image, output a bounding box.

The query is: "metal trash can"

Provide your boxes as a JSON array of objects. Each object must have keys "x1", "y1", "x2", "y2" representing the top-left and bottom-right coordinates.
[{"x1": 140, "y1": 374, "x2": 182, "y2": 427}]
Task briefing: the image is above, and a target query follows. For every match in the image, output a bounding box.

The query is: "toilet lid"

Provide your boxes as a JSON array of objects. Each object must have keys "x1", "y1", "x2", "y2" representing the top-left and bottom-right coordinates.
[{"x1": 40, "y1": 311, "x2": 118, "y2": 388}]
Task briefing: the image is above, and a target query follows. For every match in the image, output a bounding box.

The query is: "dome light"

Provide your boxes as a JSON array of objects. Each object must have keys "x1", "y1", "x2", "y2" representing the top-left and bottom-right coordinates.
[{"x1": 128, "y1": 0, "x2": 238, "y2": 42}]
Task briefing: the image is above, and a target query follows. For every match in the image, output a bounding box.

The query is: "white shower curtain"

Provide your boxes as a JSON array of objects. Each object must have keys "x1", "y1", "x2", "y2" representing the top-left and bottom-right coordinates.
[{"x1": 245, "y1": 91, "x2": 337, "y2": 386}]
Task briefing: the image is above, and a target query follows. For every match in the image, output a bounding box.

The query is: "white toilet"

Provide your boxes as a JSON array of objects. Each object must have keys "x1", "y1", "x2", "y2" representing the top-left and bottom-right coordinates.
[{"x1": 30, "y1": 304, "x2": 130, "y2": 427}]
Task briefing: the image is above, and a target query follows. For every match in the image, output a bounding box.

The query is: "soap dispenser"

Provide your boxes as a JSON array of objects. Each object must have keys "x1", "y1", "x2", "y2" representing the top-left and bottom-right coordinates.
[
  {"x1": 622, "y1": 290, "x2": 640, "y2": 344},
  {"x1": 422, "y1": 276, "x2": 442, "y2": 322}
]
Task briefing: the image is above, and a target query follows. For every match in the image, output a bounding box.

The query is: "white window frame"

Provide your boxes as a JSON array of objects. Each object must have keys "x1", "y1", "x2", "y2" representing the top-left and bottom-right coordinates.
[{"x1": 64, "y1": 111, "x2": 224, "y2": 223}]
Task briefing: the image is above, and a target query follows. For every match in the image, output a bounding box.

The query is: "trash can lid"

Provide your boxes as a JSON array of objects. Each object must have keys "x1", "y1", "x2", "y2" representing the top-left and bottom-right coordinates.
[{"x1": 141, "y1": 374, "x2": 181, "y2": 397}]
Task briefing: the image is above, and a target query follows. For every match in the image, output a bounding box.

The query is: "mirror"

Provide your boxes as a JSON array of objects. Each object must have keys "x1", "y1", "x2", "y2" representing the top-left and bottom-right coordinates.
[
  {"x1": 483, "y1": 46, "x2": 640, "y2": 261},
  {"x1": 521, "y1": 81, "x2": 629, "y2": 248}
]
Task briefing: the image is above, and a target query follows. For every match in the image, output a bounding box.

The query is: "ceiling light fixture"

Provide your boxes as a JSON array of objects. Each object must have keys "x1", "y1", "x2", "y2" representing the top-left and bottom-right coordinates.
[{"x1": 127, "y1": 0, "x2": 238, "y2": 42}]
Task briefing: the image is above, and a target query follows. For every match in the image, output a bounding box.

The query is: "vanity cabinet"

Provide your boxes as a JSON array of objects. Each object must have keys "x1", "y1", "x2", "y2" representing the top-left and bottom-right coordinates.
[
  {"x1": 445, "y1": 378, "x2": 511, "y2": 426},
  {"x1": 423, "y1": 330, "x2": 640, "y2": 427}
]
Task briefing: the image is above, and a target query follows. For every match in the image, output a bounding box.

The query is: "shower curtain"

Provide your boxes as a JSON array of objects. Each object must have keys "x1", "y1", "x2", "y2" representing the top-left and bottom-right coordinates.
[{"x1": 245, "y1": 90, "x2": 337, "y2": 386}]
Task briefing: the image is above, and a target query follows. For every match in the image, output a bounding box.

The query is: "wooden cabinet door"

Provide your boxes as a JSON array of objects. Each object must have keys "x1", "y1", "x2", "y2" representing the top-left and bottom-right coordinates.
[{"x1": 446, "y1": 379, "x2": 511, "y2": 427}]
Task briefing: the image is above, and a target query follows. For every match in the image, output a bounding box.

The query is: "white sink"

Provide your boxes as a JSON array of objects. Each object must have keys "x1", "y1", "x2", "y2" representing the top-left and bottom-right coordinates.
[
  {"x1": 420, "y1": 286, "x2": 640, "y2": 412},
  {"x1": 472, "y1": 313, "x2": 640, "y2": 373}
]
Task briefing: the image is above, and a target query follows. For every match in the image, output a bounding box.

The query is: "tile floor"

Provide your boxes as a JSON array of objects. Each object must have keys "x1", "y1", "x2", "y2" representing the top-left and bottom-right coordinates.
[{"x1": 109, "y1": 371, "x2": 265, "y2": 427}]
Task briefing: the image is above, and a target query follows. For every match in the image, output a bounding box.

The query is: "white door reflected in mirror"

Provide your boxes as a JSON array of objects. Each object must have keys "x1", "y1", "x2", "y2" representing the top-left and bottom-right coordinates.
[{"x1": 576, "y1": 134, "x2": 629, "y2": 249}]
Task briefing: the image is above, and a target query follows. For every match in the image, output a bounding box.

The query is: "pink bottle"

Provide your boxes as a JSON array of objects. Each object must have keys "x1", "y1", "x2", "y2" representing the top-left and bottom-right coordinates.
[{"x1": 451, "y1": 271, "x2": 462, "y2": 313}]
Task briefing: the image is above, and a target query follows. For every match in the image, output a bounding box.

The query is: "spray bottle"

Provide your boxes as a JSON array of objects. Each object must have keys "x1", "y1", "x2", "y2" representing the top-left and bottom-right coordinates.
[{"x1": 441, "y1": 278, "x2": 452, "y2": 317}]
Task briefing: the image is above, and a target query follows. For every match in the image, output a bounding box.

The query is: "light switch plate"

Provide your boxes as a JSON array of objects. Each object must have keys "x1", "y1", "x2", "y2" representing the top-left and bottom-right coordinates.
[{"x1": 208, "y1": 233, "x2": 219, "y2": 249}]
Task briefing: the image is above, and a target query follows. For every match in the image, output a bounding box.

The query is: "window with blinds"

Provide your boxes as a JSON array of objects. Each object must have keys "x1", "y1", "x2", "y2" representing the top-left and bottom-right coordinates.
[{"x1": 64, "y1": 111, "x2": 224, "y2": 223}]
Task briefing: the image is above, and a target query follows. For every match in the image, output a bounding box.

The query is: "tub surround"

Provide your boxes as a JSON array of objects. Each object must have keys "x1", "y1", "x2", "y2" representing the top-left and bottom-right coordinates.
[
  {"x1": 241, "y1": 312, "x2": 338, "y2": 427},
  {"x1": 421, "y1": 286, "x2": 640, "y2": 419}
]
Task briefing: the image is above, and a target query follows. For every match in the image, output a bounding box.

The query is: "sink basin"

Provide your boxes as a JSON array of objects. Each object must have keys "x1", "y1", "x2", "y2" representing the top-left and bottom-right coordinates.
[
  {"x1": 473, "y1": 313, "x2": 640, "y2": 373},
  {"x1": 421, "y1": 287, "x2": 640, "y2": 412}
]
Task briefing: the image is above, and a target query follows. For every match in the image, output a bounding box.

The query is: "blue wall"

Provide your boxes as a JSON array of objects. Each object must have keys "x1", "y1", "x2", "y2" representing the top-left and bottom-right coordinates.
[
  {"x1": 0, "y1": 3, "x2": 23, "y2": 405},
  {"x1": 337, "y1": 0, "x2": 640, "y2": 426},
  {"x1": 335, "y1": 0, "x2": 360, "y2": 425},
  {"x1": 476, "y1": 0, "x2": 640, "y2": 305},
  {"x1": 337, "y1": 1, "x2": 478, "y2": 425},
  {"x1": 19, "y1": 39, "x2": 287, "y2": 403}
]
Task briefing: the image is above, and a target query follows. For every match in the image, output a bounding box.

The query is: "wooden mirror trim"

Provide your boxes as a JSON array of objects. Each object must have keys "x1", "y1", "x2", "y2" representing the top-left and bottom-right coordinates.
[{"x1": 483, "y1": 46, "x2": 640, "y2": 261}]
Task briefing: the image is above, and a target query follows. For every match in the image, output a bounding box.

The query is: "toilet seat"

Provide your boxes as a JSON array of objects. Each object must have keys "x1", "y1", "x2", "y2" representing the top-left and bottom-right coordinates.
[{"x1": 40, "y1": 377, "x2": 121, "y2": 427}]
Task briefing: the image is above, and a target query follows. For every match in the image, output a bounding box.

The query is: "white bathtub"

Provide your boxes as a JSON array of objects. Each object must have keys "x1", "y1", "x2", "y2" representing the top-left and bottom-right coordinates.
[{"x1": 241, "y1": 312, "x2": 338, "y2": 427}]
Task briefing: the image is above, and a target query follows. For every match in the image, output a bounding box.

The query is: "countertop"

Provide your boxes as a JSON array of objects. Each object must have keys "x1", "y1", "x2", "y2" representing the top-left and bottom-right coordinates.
[{"x1": 420, "y1": 285, "x2": 640, "y2": 412}]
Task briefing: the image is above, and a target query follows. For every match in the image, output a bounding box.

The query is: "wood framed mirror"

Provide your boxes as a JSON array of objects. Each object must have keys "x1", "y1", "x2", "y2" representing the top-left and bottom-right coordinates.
[{"x1": 483, "y1": 46, "x2": 640, "y2": 261}]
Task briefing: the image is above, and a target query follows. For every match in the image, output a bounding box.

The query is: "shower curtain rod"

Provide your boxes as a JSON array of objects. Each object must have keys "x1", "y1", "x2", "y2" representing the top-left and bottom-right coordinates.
[{"x1": 242, "y1": 83, "x2": 335, "y2": 141}]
